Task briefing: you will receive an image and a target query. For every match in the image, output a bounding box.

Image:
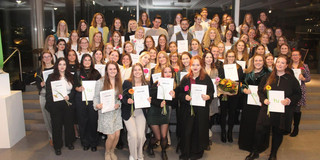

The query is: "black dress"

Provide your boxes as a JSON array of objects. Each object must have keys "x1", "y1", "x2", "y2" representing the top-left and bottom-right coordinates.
[
  {"x1": 178, "y1": 74, "x2": 214, "y2": 159},
  {"x1": 238, "y1": 67, "x2": 270, "y2": 152}
]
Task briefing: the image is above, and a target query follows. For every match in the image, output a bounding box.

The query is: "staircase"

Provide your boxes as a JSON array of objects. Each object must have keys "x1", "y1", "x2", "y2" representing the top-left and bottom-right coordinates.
[{"x1": 22, "y1": 75, "x2": 320, "y2": 132}]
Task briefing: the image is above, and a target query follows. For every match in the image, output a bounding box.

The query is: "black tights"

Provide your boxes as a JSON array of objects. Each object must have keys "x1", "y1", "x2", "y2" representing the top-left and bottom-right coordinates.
[
  {"x1": 253, "y1": 126, "x2": 283, "y2": 156},
  {"x1": 150, "y1": 124, "x2": 168, "y2": 150}
]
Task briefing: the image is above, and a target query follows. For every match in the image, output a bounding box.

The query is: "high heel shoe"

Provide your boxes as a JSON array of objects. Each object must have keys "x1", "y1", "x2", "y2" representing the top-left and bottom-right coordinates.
[
  {"x1": 245, "y1": 152, "x2": 259, "y2": 160},
  {"x1": 55, "y1": 149, "x2": 61, "y2": 155},
  {"x1": 221, "y1": 130, "x2": 226, "y2": 143}
]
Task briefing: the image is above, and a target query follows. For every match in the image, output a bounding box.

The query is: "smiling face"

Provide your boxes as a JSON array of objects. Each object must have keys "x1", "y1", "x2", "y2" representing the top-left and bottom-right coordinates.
[
  {"x1": 133, "y1": 65, "x2": 143, "y2": 79},
  {"x1": 240, "y1": 34, "x2": 249, "y2": 43},
  {"x1": 181, "y1": 54, "x2": 190, "y2": 67},
  {"x1": 109, "y1": 51, "x2": 119, "y2": 62},
  {"x1": 125, "y1": 43, "x2": 134, "y2": 53},
  {"x1": 205, "y1": 53, "x2": 213, "y2": 66},
  {"x1": 236, "y1": 41, "x2": 245, "y2": 53},
  {"x1": 248, "y1": 29, "x2": 256, "y2": 39},
  {"x1": 211, "y1": 47, "x2": 219, "y2": 59},
  {"x1": 67, "y1": 51, "x2": 76, "y2": 63},
  {"x1": 226, "y1": 52, "x2": 236, "y2": 64},
  {"x1": 94, "y1": 50, "x2": 103, "y2": 63},
  {"x1": 149, "y1": 49, "x2": 157, "y2": 60},
  {"x1": 191, "y1": 40, "x2": 199, "y2": 51},
  {"x1": 71, "y1": 32, "x2": 79, "y2": 43},
  {"x1": 83, "y1": 56, "x2": 92, "y2": 69},
  {"x1": 95, "y1": 15, "x2": 103, "y2": 25},
  {"x1": 209, "y1": 29, "x2": 216, "y2": 40},
  {"x1": 175, "y1": 14, "x2": 182, "y2": 24},
  {"x1": 158, "y1": 53, "x2": 167, "y2": 65},
  {"x1": 195, "y1": 15, "x2": 202, "y2": 25},
  {"x1": 140, "y1": 54, "x2": 150, "y2": 66},
  {"x1": 58, "y1": 60, "x2": 67, "y2": 73},
  {"x1": 278, "y1": 37, "x2": 285, "y2": 45},
  {"x1": 122, "y1": 55, "x2": 131, "y2": 67},
  {"x1": 129, "y1": 20, "x2": 137, "y2": 31},
  {"x1": 57, "y1": 41, "x2": 66, "y2": 51},
  {"x1": 169, "y1": 43, "x2": 177, "y2": 52},
  {"x1": 145, "y1": 37, "x2": 154, "y2": 48},
  {"x1": 256, "y1": 46, "x2": 265, "y2": 55},
  {"x1": 217, "y1": 43, "x2": 225, "y2": 54},
  {"x1": 80, "y1": 22, "x2": 87, "y2": 31},
  {"x1": 241, "y1": 24, "x2": 249, "y2": 34},
  {"x1": 260, "y1": 12, "x2": 267, "y2": 21},
  {"x1": 59, "y1": 22, "x2": 66, "y2": 32},
  {"x1": 275, "y1": 57, "x2": 288, "y2": 72},
  {"x1": 42, "y1": 52, "x2": 53, "y2": 64},
  {"x1": 159, "y1": 36, "x2": 166, "y2": 47},
  {"x1": 226, "y1": 30, "x2": 232, "y2": 40},
  {"x1": 291, "y1": 51, "x2": 301, "y2": 63},
  {"x1": 191, "y1": 59, "x2": 201, "y2": 75},
  {"x1": 260, "y1": 34, "x2": 269, "y2": 45},
  {"x1": 112, "y1": 33, "x2": 120, "y2": 43},
  {"x1": 280, "y1": 45, "x2": 289, "y2": 55},
  {"x1": 114, "y1": 19, "x2": 121, "y2": 30},
  {"x1": 80, "y1": 38, "x2": 89, "y2": 50},
  {"x1": 107, "y1": 63, "x2": 118, "y2": 78},
  {"x1": 93, "y1": 33, "x2": 102, "y2": 43},
  {"x1": 48, "y1": 36, "x2": 55, "y2": 46},
  {"x1": 170, "y1": 53, "x2": 178, "y2": 63},
  {"x1": 266, "y1": 56, "x2": 274, "y2": 67},
  {"x1": 253, "y1": 56, "x2": 264, "y2": 70},
  {"x1": 136, "y1": 28, "x2": 144, "y2": 39},
  {"x1": 258, "y1": 23, "x2": 266, "y2": 33},
  {"x1": 180, "y1": 20, "x2": 189, "y2": 31},
  {"x1": 163, "y1": 67, "x2": 173, "y2": 78}
]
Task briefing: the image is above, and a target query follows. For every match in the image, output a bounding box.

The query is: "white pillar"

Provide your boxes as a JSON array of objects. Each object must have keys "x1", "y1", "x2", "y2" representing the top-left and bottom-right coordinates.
[
  {"x1": 233, "y1": 0, "x2": 240, "y2": 26},
  {"x1": 30, "y1": 0, "x2": 44, "y2": 49},
  {"x1": 136, "y1": 0, "x2": 139, "y2": 22}
]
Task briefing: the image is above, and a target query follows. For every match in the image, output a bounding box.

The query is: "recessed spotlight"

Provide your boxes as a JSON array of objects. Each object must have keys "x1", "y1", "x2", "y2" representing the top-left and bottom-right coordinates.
[{"x1": 268, "y1": 9, "x2": 272, "y2": 13}]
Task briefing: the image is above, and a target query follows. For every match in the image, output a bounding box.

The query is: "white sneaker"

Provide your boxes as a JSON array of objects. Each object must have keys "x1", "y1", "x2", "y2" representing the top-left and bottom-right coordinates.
[{"x1": 129, "y1": 155, "x2": 135, "y2": 160}]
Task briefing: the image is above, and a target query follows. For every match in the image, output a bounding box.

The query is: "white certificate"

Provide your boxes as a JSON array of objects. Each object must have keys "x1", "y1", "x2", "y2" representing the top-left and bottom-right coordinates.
[
  {"x1": 130, "y1": 54, "x2": 140, "y2": 65},
  {"x1": 82, "y1": 80, "x2": 96, "y2": 101},
  {"x1": 157, "y1": 78, "x2": 174, "y2": 101},
  {"x1": 150, "y1": 63, "x2": 156, "y2": 69},
  {"x1": 174, "y1": 25, "x2": 181, "y2": 34},
  {"x1": 211, "y1": 79, "x2": 218, "y2": 98},
  {"x1": 224, "y1": 64, "x2": 239, "y2": 81},
  {"x1": 236, "y1": 60, "x2": 246, "y2": 70},
  {"x1": 95, "y1": 64, "x2": 106, "y2": 77},
  {"x1": 51, "y1": 80, "x2": 68, "y2": 102},
  {"x1": 292, "y1": 69, "x2": 301, "y2": 85},
  {"x1": 247, "y1": 85, "x2": 261, "y2": 106},
  {"x1": 194, "y1": 31, "x2": 204, "y2": 43},
  {"x1": 268, "y1": 90, "x2": 285, "y2": 113},
  {"x1": 190, "y1": 84, "x2": 207, "y2": 107},
  {"x1": 152, "y1": 73, "x2": 161, "y2": 83},
  {"x1": 135, "y1": 43, "x2": 144, "y2": 54},
  {"x1": 121, "y1": 36, "x2": 125, "y2": 47},
  {"x1": 133, "y1": 85, "x2": 150, "y2": 108},
  {"x1": 152, "y1": 36, "x2": 159, "y2": 47},
  {"x1": 177, "y1": 40, "x2": 188, "y2": 54},
  {"x1": 100, "y1": 89, "x2": 115, "y2": 113},
  {"x1": 129, "y1": 35, "x2": 135, "y2": 42},
  {"x1": 180, "y1": 72, "x2": 188, "y2": 81},
  {"x1": 144, "y1": 27, "x2": 150, "y2": 34},
  {"x1": 274, "y1": 57, "x2": 277, "y2": 64},
  {"x1": 43, "y1": 69, "x2": 53, "y2": 82},
  {"x1": 143, "y1": 68, "x2": 150, "y2": 79}
]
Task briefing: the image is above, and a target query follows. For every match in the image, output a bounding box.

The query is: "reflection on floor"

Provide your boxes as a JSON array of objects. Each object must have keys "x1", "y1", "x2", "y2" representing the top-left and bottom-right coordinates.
[{"x1": 1, "y1": 130, "x2": 320, "y2": 160}]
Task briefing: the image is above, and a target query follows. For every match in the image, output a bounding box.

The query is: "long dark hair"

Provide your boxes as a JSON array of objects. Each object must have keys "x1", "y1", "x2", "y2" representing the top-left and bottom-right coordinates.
[
  {"x1": 79, "y1": 54, "x2": 99, "y2": 80},
  {"x1": 66, "y1": 49, "x2": 80, "y2": 69},
  {"x1": 103, "y1": 61, "x2": 123, "y2": 95},
  {"x1": 202, "y1": 52, "x2": 216, "y2": 69},
  {"x1": 56, "y1": 39, "x2": 67, "y2": 57},
  {"x1": 110, "y1": 18, "x2": 124, "y2": 35},
  {"x1": 51, "y1": 57, "x2": 74, "y2": 84},
  {"x1": 77, "y1": 20, "x2": 89, "y2": 37}
]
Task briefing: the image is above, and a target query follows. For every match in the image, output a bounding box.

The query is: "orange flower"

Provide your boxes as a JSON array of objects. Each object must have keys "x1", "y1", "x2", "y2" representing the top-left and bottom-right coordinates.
[
  {"x1": 240, "y1": 82, "x2": 242, "y2": 87},
  {"x1": 34, "y1": 72, "x2": 37, "y2": 78},
  {"x1": 265, "y1": 85, "x2": 271, "y2": 91},
  {"x1": 128, "y1": 89, "x2": 134, "y2": 95}
]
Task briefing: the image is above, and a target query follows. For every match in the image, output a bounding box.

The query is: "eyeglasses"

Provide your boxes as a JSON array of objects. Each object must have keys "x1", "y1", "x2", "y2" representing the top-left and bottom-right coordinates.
[{"x1": 227, "y1": 56, "x2": 235, "y2": 58}]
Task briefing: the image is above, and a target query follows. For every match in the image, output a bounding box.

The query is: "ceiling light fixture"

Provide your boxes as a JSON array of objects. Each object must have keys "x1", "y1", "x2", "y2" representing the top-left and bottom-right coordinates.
[{"x1": 16, "y1": 0, "x2": 22, "y2": 4}]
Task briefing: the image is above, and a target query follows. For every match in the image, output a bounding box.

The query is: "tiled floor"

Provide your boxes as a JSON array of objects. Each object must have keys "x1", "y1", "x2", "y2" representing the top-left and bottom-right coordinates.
[{"x1": 1, "y1": 130, "x2": 319, "y2": 160}]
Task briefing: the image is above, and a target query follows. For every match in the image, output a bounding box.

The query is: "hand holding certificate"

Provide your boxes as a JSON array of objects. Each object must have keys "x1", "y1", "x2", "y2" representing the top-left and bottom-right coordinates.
[
  {"x1": 190, "y1": 84, "x2": 207, "y2": 107},
  {"x1": 152, "y1": 73, "x2": 161, "y2": 83},
  {"x1": 43, "y1": 69, "x2": 53, "y2": 82},
  {"x1": 82, "y1": 80, "x2": 96, "y2": 101},
  {"x1": 100, "y1": 89, "x2": 116, "y2": 113},
  {"x1": 268, "y1": 90, "x2": 285, "y2": 113},
  {"x1": 133, "y1": 85, "x2": 151, "y2": 109},
  {"x1": 223, "y1": 64, "x2": 239, "y2": 81},
  {"x1": 51, "y1": 80, "x2": 72, "y2": 106},
  {"x1": 157, "y1": 78, "x2": 174, "y2": 101},
  {"x1": 247, "y1": 85, "x2": 261, "y2": 106}
]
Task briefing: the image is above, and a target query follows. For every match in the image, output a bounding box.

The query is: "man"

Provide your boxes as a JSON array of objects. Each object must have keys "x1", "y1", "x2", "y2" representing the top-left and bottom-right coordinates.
[
  {"x1": 170, "y1": 17, "x2": 193, "y2": 46},
  {"x1": 200, "y1": 8, "x2": 211, "y2": 28},
  {"x1": 145, "y1": 15, "x2": 169, "y2": 40}
]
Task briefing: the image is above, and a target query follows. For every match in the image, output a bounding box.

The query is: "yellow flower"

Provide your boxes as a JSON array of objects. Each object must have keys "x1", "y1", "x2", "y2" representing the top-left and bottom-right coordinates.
[
  {"x1": 34, "y1": 72, "x2": 37, "y2": 78},
  {"x1": 226, "y1": 82, "x2": 232, "y2": 87},
  {"x1": 266, "y1": 85, "x2": 271, "y2": 91}
]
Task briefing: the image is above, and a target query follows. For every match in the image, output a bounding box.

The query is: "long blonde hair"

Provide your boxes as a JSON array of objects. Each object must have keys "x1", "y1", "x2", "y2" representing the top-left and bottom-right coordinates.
[
  {"x1": 154, "y1": 51, "x2": 170, "y2": 73},
  {"x1": 43, "y1": 35, "x2": 56, "y2": 53},
  {"x1": 56, "y1": 20, "x2": 69, "y2": 37},
  {"x1": 202, "y1": 28, "x2": 221, "y2": 48},
  {"x1": 127, "y1": 63, "x2": 149, "y2": 86},
  {"x1": 134, "y1": 27, "x2": 145, "y2": 39},
  {"x1": 245, "y1": 54, "x2": 266, "y2": 74}
]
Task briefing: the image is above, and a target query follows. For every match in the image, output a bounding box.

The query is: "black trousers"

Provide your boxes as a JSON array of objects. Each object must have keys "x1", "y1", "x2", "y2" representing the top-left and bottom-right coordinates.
[
  {"x1": 50, "y1": 101, "x2": 75, "y2": 150},
  {"x1": 220, "y1": 95, "x2": 239, "y2": 130},
  {"x1": 75, "y1": 93, "x2": 98, "y2": 147}
]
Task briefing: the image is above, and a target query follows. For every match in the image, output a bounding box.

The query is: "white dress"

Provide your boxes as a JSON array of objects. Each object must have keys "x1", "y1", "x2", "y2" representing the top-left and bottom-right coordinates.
[{"x1": 93, "y1": 78, "x2": 123, "y2": 135}]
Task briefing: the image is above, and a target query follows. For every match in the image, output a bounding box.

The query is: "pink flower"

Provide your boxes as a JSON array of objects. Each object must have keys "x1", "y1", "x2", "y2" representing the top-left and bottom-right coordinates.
[
  {"x1": 118, "y1": 94, "x2": 123, "y2": 100},
  {"x1": 144, "y1": 68, "x2": 149, "y2": 74},
  {"x1": 133, "y1": 40, "x2": 137, "y2": 43},
  {"x1": 174, "y1": 68, "x2": 179, "y2": 73},
  {"x1": 257, "y1": 20, "x2": 261, "y2": 24},
  {"x1": 116, "y1": 46, "x2": 119, "y2": 49},
  {"x1": 184, "y1": 85, "x2": 189, "y2": 92},
  {"x1": 300, "y1": 67, "x2": 305, "y2": 70},
  {"x1": 80, "y1": 75, "x2": 85, "y2": 79},
  {"x1": 215, "y1": 77, "x2": 220, "y2": 82}
]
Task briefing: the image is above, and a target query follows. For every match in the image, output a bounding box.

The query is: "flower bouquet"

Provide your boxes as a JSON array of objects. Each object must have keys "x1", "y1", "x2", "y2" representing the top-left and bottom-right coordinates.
[{"x1": 217, "y1": 78, "x2": 239, "y2": 101}]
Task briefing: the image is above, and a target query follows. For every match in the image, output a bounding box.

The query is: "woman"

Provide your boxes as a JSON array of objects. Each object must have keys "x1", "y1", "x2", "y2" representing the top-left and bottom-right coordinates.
[
  {"x1": 202, "y1": 28, "x2": 222, "y2": 51},
  {"x1": 211, "y1": 45, "x2": 224, "y2": 69},
  {"x1": 77, "y1": 38, "x2": 92, "y2": 62},
  {"x1": 238, "y1": 54, "x2": 270, "y2": 152},
  {"x1": 217, "y1": 42, "x2": 225, "y2": 59},
  {"x1": 77, "y1": 20, "x2": 89, "y2": 38},
  {"x1": 202, "y1": 52, "x2": 219, "y2": 149},
  {"x1": 107, "y1": 18, "x2": 125, "y2": 42},
  {"x1": 189, "y1": 14, "x2": 208, "y2": 41},
  {"x1": 218, "y1": 50, "x2": 244, "y2": 143},
  {"x1": 89, "y1": 13, "x2": 109, "y2": 44},
  {"x1": 125, "y1": 19, "x2": 138, "y2": 41},
  {"x1": 132, "y1": 27, "x2": 145, "y2": 54},
  {"x1": 169, "y1": 52, "x2": 181, "y2": 71},
  {"x1": 139, "y1": 51, "x2": 151, "y2": 81},
  {"x1": 169, "y1": 42, "x2": 178, "y2": 53},
  {"x1": 138, "y1": 12, "x2": 151, "y2": 28},
  {"x1": 210, "y1": 19, "x2": 223, "y2": 38},
  {"x1": 147, "y1": 66, "x2": 177, "y2": 160},
  {"x1": 54, "y1": 20, "x2": 70, "y2": 42},
  {"x1": 247, "y1": 44, "x2": 265, "y2": 67},
  {"x1": 111, "y1": 31, "x2": 123, "y2": 54},
  {"x1": 248, "y1": 29, "x2": 259, "y2": 50},
  {"x1": 93, "y1": 61, "x2": 123, "y2": 160},
  {"x1": 151, "y1": 51, "x2": 171, "y2": 84},
  {"x1": 178, "y1": 55, "x2": 214, "y2": 160},
  {"x1": 257, "y1": 12, "x2": 270, "y2": 27},
  {"x1": 239, "y1": 23, "x2": 250, "y2": 35},
  {"x1": 67, "y1": 50, "x2": 80, "y2": 74},
  {"x1": 223, "y1": 30, "x2": 234, "y2": 52},
  {"x1": 92, "y1": 49, "x2": 106, "y2": 65},
  {"x1": 245, "y1": 55, "x2": 301, "y2": 160},
  {"x1": 109, "y1": 50, "x2": 121, "y2": 64},
  {"x1": 119, "y1": 53, "x2": 133, "y2": 82},
  {"x1": 156, "y1": 34, "x2": 170, "y2": 53},
  {"x1": 67, "y1": 30, "x2": 79, "y2": 51},
  {"x1": 168, "y1": 13, "x2": 183, "y2": 40},
  {"x1": 226, "y1": 22, "x2": 239, "y2": 38},
  {"x1": 43, "y1": 35, "x2": 57, "y2": 60},
  {"x1": 121, "y1": 63, "x2": 152, "y2": 160},
  {"x1": 142, "y1": 36, "x2": 156, "y2": 53},
  {"x1": 289, "y1": 50, "x2": 311, "y2": 137},
  {"x1": 234, "y1": 40, "x2": 249, "y2": 63},
  {"x1": 74, "y1": 54, "x2": 101, "y2": 152},
  {"x1": 149, "y1": 47, "x2": 158, "y2": 65},
  {"x1": 251, "y1": 33, "x2": 271, "y2": 57},
  {"x1": 279, "y1": 43, "x2": 291, "y2": 58},
  {"x1": 123, "y1": 41, "x2": 136, "y2": 55},
  {"x1": 273, "y1": 36, "x2": 287, "y2": 57},
  {"x1": 238, "y1": 13, "x2": 255, "y2": 32},
  {"x1": 256, "y1": 23, "x2": 266, "y2": 40},
  {"x1": 265, "y1": 53, "x2": 275, "y2": 71},
  {"x1": 90, "y1": 31, "x2": 104, "y2": 51},
  {"x1": 189, "y1": 39, "x2": 203, "y2": 57},
  {"x1": 45, "y1": 58, "x2": 75, "y2": 155},
  {"x1": 104, "y1": 43, "x2": 114, "y2": 62},
  {"x1": 35, "y1": 51, "x2": 54, "y2": 146},
  {"x1": 266, "y1": 28, "x2": 275, "y2": 43},
  {"x1": 55, "y1": 39, "x2": 67, "y2": 59}
]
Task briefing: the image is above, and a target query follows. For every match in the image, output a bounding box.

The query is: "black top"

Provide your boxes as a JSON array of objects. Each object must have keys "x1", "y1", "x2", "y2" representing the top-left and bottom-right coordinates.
[
  {"x1": 125, "y1": 31, "x2": 135, "y2": 42},
  {"x1": 73, "y1": 68, "x2": 101, "y2": 88}
]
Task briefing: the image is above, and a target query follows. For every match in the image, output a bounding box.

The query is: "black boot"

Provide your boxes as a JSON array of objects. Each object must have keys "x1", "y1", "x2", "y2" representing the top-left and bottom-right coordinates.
[
  {"x1": 221, "y1": 129, "x2": 226, "y2": 143},
  {"x1": 245, "y1": 152, "x2": 259, "y2": 160},
  {"x1": 147, "y1": 138, "x2": 155, "y2": 157},
  {"x1": 161, "y1": 150, "x2": 168, "y2": 160},
  {"x1": 227, "y1": 125, "x2": 233, "y2": 143},
  {"x1": 290, "y1": 112, "x2": 301, "y2": 137}
]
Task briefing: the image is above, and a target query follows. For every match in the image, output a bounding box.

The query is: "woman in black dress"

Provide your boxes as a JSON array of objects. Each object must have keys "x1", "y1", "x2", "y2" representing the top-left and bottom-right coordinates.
[
  {"x1": 73, "y1": 54, "x2": 101, "y2": 151},
  {"x1": 245, "y1": 55, "x2": 301, "y2": 160},
  {"x1": 178, "y1": 55, "x2": 214, "y2": 160},
  {"x1": 147, "y1": 66, "x2": 177, "y2": 160},
  {"x1": 45, "y1": 58, "x2": 75, "y2": 155},
  {"x1": 238, "y1": 54, "x2": 270, "y2": 152}
]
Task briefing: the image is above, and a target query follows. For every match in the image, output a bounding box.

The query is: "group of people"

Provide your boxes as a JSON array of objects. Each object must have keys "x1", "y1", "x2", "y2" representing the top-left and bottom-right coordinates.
[{"x1": 35, "y1": 7, "x2": 311, "y2": 160}]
